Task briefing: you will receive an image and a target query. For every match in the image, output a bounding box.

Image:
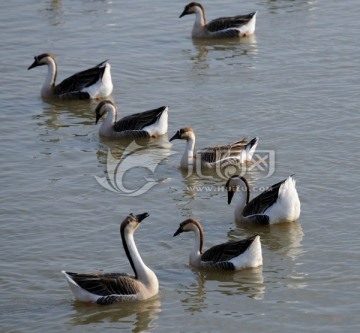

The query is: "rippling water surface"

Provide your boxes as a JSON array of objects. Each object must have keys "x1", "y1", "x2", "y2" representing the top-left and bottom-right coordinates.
[{"x1": 1, "y1": 1, "x2": 359, "y2": 332}]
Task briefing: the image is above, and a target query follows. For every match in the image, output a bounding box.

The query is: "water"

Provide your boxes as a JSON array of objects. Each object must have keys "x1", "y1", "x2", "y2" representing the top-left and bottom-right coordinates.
[{"x1": 1, "y1": 0, "x2": 359, "y2": 332}]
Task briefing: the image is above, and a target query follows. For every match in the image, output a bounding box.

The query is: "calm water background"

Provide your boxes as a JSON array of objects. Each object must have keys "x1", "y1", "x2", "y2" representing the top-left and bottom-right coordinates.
[{"x1": 1, "y1": 0, "x2": 359, "y2": 332}]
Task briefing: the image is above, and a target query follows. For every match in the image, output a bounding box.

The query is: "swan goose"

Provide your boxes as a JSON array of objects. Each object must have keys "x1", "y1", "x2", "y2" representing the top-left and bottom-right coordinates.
[
  {"x1": 226, "y1": 175, "x2": 301, "y2": 225},
  {"x1": 173, "y1": 218, "x2": 262, "y2": 270},
  {"x1": 28, "y1": 53, "x2": 113, "y2": 100},
  {"x1": 169, "y1": 127, "x2": 258, "y2": 169},
  {"x1": 179, "y1": 2, "x2": 257, "y2": 38},
  {"x1": 95, "y1": 100, "x2": 169, "y2": 139},
  {"x1": 62, "y1": 212, "x2": 159, "y2": 305}
]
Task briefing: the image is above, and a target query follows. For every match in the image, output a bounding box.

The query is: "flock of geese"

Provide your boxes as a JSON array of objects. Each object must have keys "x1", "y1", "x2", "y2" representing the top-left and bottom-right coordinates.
[{"x1": 29, "y1": 3, "x2": 301, "y2": 305}]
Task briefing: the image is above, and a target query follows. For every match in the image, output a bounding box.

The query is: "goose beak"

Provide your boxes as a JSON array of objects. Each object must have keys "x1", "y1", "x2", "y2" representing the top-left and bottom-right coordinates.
[
  {"x1": 135, "y1": 212, "x2": 149, "y2": 222},
  {"x1": 169, "y1": 131, "x2": 181, "y2": 142},
  {"x1": 179, "y1": 10, "x2": 187, "y2": 18},
  {"x1": 173, "y1": 226, "x2": 183, "y2": 237},
  {"x1": 28, "y1": 60, "x2": 38, "y2": 70},
  {"x1": 227, "y1": 189, "x2": 235, "y2": 205},
  {"x1": 95, "y1": 112, "x2": 101, "y2": 124}
]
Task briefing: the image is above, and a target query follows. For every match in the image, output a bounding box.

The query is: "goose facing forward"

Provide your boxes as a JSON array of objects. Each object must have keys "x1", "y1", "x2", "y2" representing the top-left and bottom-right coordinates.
[
  {"x1": 28, "y1": 53, "x2": 113, "y2": 99},
  {"x1": 173, "y1": 219, "x2": 262, "y2": 270},
  {"x1": 179, "y1": 2, "x2": 257, "y2": 38},
  {"x1": 169, "y1": 127, "x2": 258, "y2": 169},
  {"x1": 62, "y1": 212, "x2": 159, "y2": 305},
  {"x1": 226, "y1": 175, "x2": 301, "y2": 225},
  {"x1": 95, "y1": 100, "x2": 168, "y2": 139}
]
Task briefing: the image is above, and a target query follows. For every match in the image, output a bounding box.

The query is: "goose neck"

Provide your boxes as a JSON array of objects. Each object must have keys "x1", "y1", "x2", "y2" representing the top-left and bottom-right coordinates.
[
  {"x1": 189, "y1": 223, "x2": 203, "y2": 266},
  {"x1": 41, "y1": 57, "x2": 57, "y2": 97},
  {"x1": 121, "y1": 228, "x2": 155, "y2": 285},
  {"x1": 99, "y1": 106, "x2": 117, "y2": 136}
]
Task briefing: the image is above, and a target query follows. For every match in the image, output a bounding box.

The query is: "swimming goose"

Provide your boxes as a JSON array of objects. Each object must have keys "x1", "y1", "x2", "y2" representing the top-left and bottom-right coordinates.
[
  {"x1": 95, "y1": 100, "x2": 169, "y2": 139},
  {"x1": 173, "y1": 219, "x2": 262, "y2": 270},
  {"x1": 28, "y1": 53, "x2": 113, "y2": 99},
  {"x1": 169, "y1": 127, "x2": 258, "y2": 169},
  {"x1": 62, "y1": 212, "x2": 159, "y2": 305},
  {"x1": 179, "y1": 2, "x2": 257, "y2": 38},
  {"x1": 226, "y1": 175, "x2": 301, "y2": 225}
]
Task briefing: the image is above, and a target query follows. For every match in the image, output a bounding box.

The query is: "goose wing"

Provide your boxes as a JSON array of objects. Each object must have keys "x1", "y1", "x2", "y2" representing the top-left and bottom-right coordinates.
[
  {"x1": 206, "y1": 12, "x2": 257, "y2": 32},
  {"x1": 197, "y1": 138, "x2": 248, "y2": 165},
  {"x1": 201, "y1": 236, "x2": 256, "y2": 262},
  {"x1": 243, "y1": 178, "x2": 286, "y2": 216},
  {"x1": 54, "y1": 60, "x2": 107, "y2": 95},
  {"x1": 113, "y1": 106, "x2": 167, "y2": 132},
  {"x1": 65, "y1": 271, "x2": 140, "y2": 296}
]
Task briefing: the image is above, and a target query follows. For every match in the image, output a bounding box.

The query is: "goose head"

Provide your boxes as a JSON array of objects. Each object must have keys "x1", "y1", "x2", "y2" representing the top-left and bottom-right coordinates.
[
  {"x1": 121, "y1": 212, "x2": 149, "y2": 234},
  {"x1": 173, "y1": 218, "x2": 203, "y2": 237},
  {"x1": 28, "y1": 53, "x2": 55, "y2": 70},
  {"x1": 169, "y1": 127, "x2": 195, "y2": 142},
  {"x1": 179, "y1": 2, "x2": 204, "y2": 18},
  {"x1": 95, "y1": 100, "x2": 117, "y2": 124},
  {"x1": 225, "y1": 175, "x2": 250, "y2": 205}
]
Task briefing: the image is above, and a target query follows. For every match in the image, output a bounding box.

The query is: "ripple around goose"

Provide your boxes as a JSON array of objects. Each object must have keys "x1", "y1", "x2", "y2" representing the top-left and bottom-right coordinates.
[
  {"x1": 179, "y1": 2, "x2": 257, "y2": 38},
  {"x1": 173, "y1": 218, "x2": 263, "y2": 270},
  {"x1": 169, "y1": 127, "x2": 258, "y2": 170},
  {"x1": 226, "y1": 175, "x2": 301, "y2": 225},
  {"x1": 62, "y1": 212, "x2": 159, "y2": 305},
  {"x1": 95, "y1": 100, "x2": 169, "y2": 139},
  {"x1": 28, "y1": 53, "x2": 113, "y2": 100}
]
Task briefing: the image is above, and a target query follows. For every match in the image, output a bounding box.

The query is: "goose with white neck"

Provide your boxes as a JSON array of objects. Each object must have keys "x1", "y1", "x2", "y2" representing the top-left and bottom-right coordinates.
[
  {"x1": 226, "y1": 175, "x2": 301, "y2": 225},
  {"x1": 179, "y1": 2, "x2": 257, "y2": 38},
  {"x1": 62, "y1": 212, "x2": 159, "y2": 305},
  {"x1": 173, "y1": 219, "x2": 262, "y2": 270},
  {"x1": 28, "y1": 53, "x2": 113, "y2": 100},
  {"x1": 95, "y1": 100, "x2": 168, "y2": 139},
  {"x1": 169, "y1": 127, "x2": 258, "y2": 169}
]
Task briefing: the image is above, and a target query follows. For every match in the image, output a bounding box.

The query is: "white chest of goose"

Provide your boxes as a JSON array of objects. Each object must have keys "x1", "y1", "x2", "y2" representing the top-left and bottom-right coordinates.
[
  {"x1": 226, "y1": 175, "x2": 301, "y2": 225},
  {"x1": 62, "y1": 213, "x2": 159, "y2": 305},
  {"x1": 95, "y1": 100, "x2": 169, "y2": 139},
  {"x1": 173, "y1": 219, "x2": 262, "y2": 270},
  {"x1": 28, "y1": 53, "x2": 113, "y2": 100},
  {"x1": 169, "y1": 127, "x2": 258, "y2": 170},
  {"x1": 179, "y1": 2, "x2": 257, "y2": 38}
]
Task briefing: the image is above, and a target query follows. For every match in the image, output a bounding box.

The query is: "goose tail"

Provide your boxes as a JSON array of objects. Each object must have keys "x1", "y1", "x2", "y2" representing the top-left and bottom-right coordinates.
[{"x1": 244, "y1": 137, "x2": 259, "y2": 162}]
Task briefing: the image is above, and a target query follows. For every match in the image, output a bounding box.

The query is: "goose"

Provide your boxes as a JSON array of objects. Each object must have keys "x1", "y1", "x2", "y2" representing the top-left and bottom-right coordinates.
[
  {"x1": 169, "y1": 127, "x2": 258, "y2": 169},
  {"x1": 226, "y1": 175, "x2": 301, "y2": 225},
  {"x1": 179, "y1": 2, "x2": 257, "y2": 38},
  {"x1": 95, "y1": 100, "x2": 168, "y2": 139},
  {"x1": 173, "y1": 218, "x2": 262, "y2": 270},
  {"x1": 28, "y1": 53, "x2": 113, "y2": 99},
  {"x1": 62, "y1": 212, "x2": 159, "y2": 305}
]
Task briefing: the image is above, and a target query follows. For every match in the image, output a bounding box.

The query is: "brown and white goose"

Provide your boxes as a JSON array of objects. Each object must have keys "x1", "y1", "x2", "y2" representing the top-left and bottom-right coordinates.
[
  {"x1": 95, "y1": 100, "x2": 169, "y2": 139},
  {"x1": 169, "y1": 127, "x2": 258, "y2": 169},
  {"x1": 62, "y1": 213, "x2": 159, "y2": 305},
  {"x1": 173, "y1": 219, "x2": 262, "y2": 270},
  {"x1": 179, "y1": 2, "x2": 257, "y2": 38},
  {"x1": 28, "y1": 53, "x2": 113, "y2": 99},
  {"x1": 226, "y1": 175, "x2": 301, "y2": 225}
]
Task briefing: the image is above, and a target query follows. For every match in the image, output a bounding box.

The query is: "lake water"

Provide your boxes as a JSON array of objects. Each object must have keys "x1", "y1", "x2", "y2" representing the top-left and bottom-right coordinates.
[{"x1": 1, "y1": 0, "x2": 359, "y2": 332}]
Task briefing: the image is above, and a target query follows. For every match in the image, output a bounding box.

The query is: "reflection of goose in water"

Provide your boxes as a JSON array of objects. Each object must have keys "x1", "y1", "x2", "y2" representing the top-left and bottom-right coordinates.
[
  {"x1": 69, "y1": 297, "x2": 161, "y2": 333},
  {"x1": 229, "y1": 221, "x2": 304, "y2": 260},
  {"x1": 177, "y1": 264, "x2": 265, "y2": 315}
]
